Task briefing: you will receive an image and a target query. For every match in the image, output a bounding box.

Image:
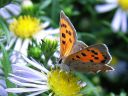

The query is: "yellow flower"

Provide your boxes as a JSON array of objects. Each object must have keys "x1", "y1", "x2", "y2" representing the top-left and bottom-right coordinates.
[
  {"x1": 118, "y1": 0, "x2": 128, "y2": 10},
  {"x1": 6, "y1": 55, "x2": 86, "y2": 96},
  {"x1": 48, "y1": 69, "x2": 83, "y2": 96},
  {"x1": 10, "y1": 15, "x2": 42, "y2": 38}
]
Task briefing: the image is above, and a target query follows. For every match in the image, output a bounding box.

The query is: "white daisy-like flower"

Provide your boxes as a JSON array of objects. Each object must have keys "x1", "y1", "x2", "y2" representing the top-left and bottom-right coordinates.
[
  {"x1": 6, "y1": 54, "x2": 86, "y2": 96},
  {"x1": 95, "y1": 0, "x2": 128, "y2": 32},
  {"x1": 0, "y1": 15, "x2": 59, "y2": 58}
]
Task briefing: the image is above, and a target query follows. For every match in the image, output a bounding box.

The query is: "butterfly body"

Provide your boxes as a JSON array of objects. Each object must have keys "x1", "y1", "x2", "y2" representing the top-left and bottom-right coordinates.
[{"x1": 59, "y1": 11, "x2": 114, "y2": 73}]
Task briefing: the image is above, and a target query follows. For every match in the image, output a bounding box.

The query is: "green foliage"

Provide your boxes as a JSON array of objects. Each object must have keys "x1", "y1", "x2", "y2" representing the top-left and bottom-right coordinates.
[
  {"x1": 28, "y1": 38, "x2": 58, "y2": 67},
  {"x1": 0, "y1": 44, "x2": 14, "y2": 96},
  {"x1": 0, "y1": 0, "x2": 12, "y2": 8},
  {"x1": 0, "y1": 17, "x2": 10, "y2": 43},
  {"x1": 41, "y1": 38, "x2": 58, "y2": 64}
]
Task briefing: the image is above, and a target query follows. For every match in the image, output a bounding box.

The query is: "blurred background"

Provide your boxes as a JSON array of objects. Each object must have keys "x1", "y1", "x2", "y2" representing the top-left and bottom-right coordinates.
[{"x1": 0, "y1": 0, "x2": 128, "y2": 96}]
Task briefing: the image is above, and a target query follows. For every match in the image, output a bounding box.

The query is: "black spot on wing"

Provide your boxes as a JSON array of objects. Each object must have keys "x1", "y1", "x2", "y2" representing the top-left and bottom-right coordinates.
[
  {"x1": 66, "y1": 30, "x2": 71, "y2": 36},
  {"x1": 62, "y1": 33, "x2": 66, "y2": 38},
  {"x1": 68, "y1": 31, "x2": 71, "y2": 35},
  {"x1": 62, "y1": 40, "x2": 66, "y2": 44},
  {"x1": 87, "y1": 49, "x2": 90, "y2": 51},
  {"x1": 91, "y1": 50, "x2": 98, "y2": 55},
  {"x1": 91, "y1": 55, "x2": 95, "y2": 57},
  {"x1": 101, "y1": 60, "x2": 106, "y2": 63},
  {"x1": 61, "y1": 24, "x2": 67, "y2": 28},
  {"x1": 103, "y1": 54, "x2": 107, "y2": 59},
  {"x1": 81, "y1": 53, "x2": 86, "y2": 56},
  {"x1": 94, "y1": 52, "x2": 98, "y2": 55},
  {"x1": 72, "y1": 58, "x2": 75, "y2": 60},
  {"x1": 90, "y1": 60, "x2": 94, "y2": 62},
  {"x1": 94, "y1": 57, "x2": 99, "y2": 60},
  {"x1": 69, "y1": 38, "x2": 72, "y2": 43},
  {"x1": 76, "y1": 55, "x2": 80, "y2": 59}
]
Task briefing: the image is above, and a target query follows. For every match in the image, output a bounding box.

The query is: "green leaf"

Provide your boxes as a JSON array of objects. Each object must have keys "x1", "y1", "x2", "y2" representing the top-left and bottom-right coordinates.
[
  {"x1": 0, "y1": 0, "x2": 12, "y2": 8},
  {"x1": 0, "y1": 43, "x2": 14, "y2": 96},
  {"x1": 0, "y1": 17, "x2": 10, "y2": 43},
  {"x1": 40, "y1": 0, "x2": 52, "y2": 10}
]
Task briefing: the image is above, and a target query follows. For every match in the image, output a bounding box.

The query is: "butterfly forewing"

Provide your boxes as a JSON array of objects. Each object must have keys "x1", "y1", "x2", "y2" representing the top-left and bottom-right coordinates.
[{"x1": 60, "y1": 11, "x2": 77, "y2": 58}]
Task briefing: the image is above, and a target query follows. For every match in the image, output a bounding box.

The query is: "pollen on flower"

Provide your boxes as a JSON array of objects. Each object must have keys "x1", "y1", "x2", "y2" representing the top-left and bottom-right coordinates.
[
  {"x1": 118, "y1": 0, "x2": 128, "y2": 10},
  {"x1": 48, "y1": 69, "x2": 83, "y2": 96},
  {"x1": 9, "y1": 16, "x2": 42, "y2": 38}
]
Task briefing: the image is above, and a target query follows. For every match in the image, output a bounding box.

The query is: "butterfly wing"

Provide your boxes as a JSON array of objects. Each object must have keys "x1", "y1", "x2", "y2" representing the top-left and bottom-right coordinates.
[
  {"x1": 64, "y1": 44, "x2": 113, "y2": 72},
  {"x1": 60, "y1": 11, "x2": 77, "y2": 58},
  {"x1": 70, "y1": 40, "x2": 88, "y2": 54}
]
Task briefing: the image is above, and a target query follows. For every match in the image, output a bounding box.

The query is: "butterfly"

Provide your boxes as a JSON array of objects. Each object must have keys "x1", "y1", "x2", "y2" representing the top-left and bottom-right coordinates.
[{"x1": 59, "y1": 11, "x2": 114, "y2": 73}]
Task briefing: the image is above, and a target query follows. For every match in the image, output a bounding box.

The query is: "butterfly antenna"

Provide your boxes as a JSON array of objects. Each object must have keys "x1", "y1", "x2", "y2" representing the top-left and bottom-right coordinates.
[{"x1": 58, "y1": 58, "x2": 62, "y2": 64}]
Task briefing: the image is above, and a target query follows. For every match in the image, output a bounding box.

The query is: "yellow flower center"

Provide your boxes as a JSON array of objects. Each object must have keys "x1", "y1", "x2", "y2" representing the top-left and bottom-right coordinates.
[
  {"x1": 9, "y1": 16, "x2": 42, "y2": 38},
  {"x1": 48, "y1": 69, "x2": 82, "y2": 96},
  {"x1": 118, "y1": 0, "x2": 128, "y2": 10}
]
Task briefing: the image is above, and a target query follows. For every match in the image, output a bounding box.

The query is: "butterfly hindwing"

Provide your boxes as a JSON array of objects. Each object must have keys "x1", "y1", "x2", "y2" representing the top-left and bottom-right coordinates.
[
  {"x1": 63, "y1": 44, "x2": 113, "y2": 72},
  {"x1": 70, "y1": 41, "x2": 88, "y2": 54},
  {"x1": 64, "y1": 44, "x2": 111, "y2": 64},
  {"x1": 60, "y1": 11, "x2": 77, "y2": 58},
  {"x1": 66, "y1": 60, "x2": 113, "y2": 73}
]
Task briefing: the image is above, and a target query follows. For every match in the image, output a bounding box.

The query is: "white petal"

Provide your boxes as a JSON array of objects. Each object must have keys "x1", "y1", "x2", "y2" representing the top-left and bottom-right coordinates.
[
  {"x1": 33, "y1": 28, "x2": 59, "y2": 43},
  {"x1": 14, "y1": 38, "x2": 23, "y2": 51},
  {"x1": 22, "y1": 55, "x2": 49, "y2": 73},
  {"x1": 6, "y1": 88, "x2": 48, "y2": 93},
  {"x1": 43, "y1": 28, "x2": 59, "y2": 35},
  {"x1": 0, "y1": 79, "x2": 6, "y2": 88},
  {"x1": 0, "y1": 86, "x2": 8, "y2": 96},
  {"x1": 121, "y1": 11, "x2": 127, "y2": 32},
  {"x1": 53, "y1": 51, "x2": 60, "y2": 58},
  {"x1": 12, "y1": 70, "x2": 45, "y2": 80},
  {"x1": 27, "y1": 90, "x2": 48, "y2": 96},
  {"x1": 105, "y1": 0, "x2": 118, "y2": 3},
  {"x1": 6, "y1": 18, "x2": 15, "y2": 24},
  {"x1": 0, "y1": 8, "x2": 11, "y2": 19},
  {"x1": 5, "y1": 4, "x2": 21, "y2": 16},
  {"x1": 9, "y1": 74, "x2": 46, "y2": 85},
  {"x1": 47, "y1": 59, "x2": 54, "y2": 67},
  {"x1": 49, "y1": 92, "x2": 53, "y2": 96},
  {"x1": 95, "y1": 4, "x2": 117, "y2": 13},
  {"x1": 20, "y1": 39, "x2": 30, "y2": 56},
  {"x1": 111, "y1": 9, "x2": 122, "y2": 32},
  {"x1": 5, "y1": 37, "x2": 17, "y2": 50},
  {"x1": 42, "y1": 21, "x2": 50, "y2": 28},
  {"x1": 8, "y1": 77, "x2": 47, "y2": 88},
  {"x1": 12, "y1": 65, "x2": 47, "y2": 80},
  {"x1": 10, "y1": 51, "x2": 26, "y2": 64}
]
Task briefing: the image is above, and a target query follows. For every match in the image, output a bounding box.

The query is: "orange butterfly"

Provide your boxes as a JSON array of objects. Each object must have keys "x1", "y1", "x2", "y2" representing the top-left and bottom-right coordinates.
[{"x1": 59, "y1": 11, "x2": 114, "y2": 73}]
